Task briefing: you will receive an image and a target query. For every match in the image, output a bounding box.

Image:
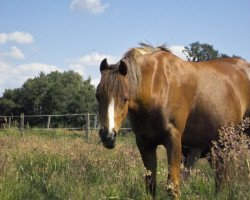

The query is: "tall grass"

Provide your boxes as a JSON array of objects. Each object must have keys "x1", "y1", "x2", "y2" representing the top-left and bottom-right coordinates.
[
  {"x1": 0, "y1": 130, "x2": 149, "y2": 199},
  {"x1": 0, "y1": 127, "x2": 248, "y2": 199},
  {"x1": 211, "y1": 118, "x2": 250, "y2": 200}
]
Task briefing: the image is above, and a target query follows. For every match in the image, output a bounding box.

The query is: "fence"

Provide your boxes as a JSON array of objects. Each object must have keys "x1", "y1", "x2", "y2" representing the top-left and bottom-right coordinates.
[{"x1": 0, "y1": 113, "x2": 132, "y2": 140}]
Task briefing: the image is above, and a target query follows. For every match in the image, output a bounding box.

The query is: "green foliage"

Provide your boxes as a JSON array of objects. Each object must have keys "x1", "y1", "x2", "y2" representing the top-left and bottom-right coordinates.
[
  {"x1": 183, "y1": 41, "x2": 243, "y2": 62},
  {"x1": 1, "y1": 71, "x2": 97, "y2": 116},
  {"x1": 183, "y1": 42, "x2": 241, "y2": 62},
  {"x1": 0, "y1": 71, "x2": 97, "y2": 127},
  {"x1": 183, "y1": 42, "x2": 222, "y2": 62},
  {"x1": 0, "y1": 98, "x2": 20, "y2": 115}
]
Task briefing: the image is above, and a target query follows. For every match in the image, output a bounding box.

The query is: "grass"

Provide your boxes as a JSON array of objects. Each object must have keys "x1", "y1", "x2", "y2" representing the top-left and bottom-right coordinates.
[{"x1": 0, "y1": 128, "x2": 249, "y2": 200}]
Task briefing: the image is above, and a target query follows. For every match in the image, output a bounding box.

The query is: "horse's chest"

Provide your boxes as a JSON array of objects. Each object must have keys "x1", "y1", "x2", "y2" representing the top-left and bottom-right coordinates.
[{"x1": 129, "y1": 112, "x2": 166, "y2": 145}]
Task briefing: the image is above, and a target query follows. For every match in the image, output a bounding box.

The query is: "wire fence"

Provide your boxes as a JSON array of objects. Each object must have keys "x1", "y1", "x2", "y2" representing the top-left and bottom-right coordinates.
[{"x1": 0, "y1": 113, "x2": 132, "y2": 139}]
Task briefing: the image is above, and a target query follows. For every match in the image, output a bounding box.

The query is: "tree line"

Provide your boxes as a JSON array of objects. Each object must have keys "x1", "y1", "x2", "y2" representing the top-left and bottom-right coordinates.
[{"x1": 0, "y1": 71, "x2": 97, "y2": 127}]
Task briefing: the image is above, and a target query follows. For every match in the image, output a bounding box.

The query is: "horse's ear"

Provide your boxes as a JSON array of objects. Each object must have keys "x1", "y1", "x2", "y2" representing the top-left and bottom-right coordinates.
[
  {"x1": 100, "y1": 58, "x2": 108, "y2": 73},
  {"x1": 119, "y1": 60, "x2": 127, "y2": 76}
]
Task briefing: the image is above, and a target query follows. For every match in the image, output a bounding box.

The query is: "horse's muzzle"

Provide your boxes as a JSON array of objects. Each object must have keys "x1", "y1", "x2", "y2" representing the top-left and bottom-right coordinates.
[{"x1": 99, "y1": 128, "x2": 117, "y2": 149}]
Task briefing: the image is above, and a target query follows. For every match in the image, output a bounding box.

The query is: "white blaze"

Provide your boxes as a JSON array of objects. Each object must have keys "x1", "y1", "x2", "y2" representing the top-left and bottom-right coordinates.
[{"x1": 108, "y1": 97, "x2": 115, "y2": 133}]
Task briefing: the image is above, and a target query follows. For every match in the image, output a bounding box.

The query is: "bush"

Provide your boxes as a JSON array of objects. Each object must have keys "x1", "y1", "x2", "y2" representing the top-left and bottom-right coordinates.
[{"x1": 211, "y1": 118, "x2": 250, "y2": 199}]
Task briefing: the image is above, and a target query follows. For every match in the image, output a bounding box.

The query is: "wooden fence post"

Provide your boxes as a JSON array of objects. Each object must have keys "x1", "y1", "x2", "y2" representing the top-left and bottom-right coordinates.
[
  {"x1": 20, "y1": 113, "x2": 24, "y2": 136},
  {"x1": 94, "y1": 115, "x2": 98, "y2": 129},
  {"x1": 26, "y1": 122, "x2": 30, "y2": 130},
  {"x1": 86, "y1": 113, "x2": 90, "y2": 141},
  {"x1": 47, "y1": 115, "x2": 51, "y2": 129},
  {"x1": 8, "y1": 117, "x2": 11, "y2": 128}
]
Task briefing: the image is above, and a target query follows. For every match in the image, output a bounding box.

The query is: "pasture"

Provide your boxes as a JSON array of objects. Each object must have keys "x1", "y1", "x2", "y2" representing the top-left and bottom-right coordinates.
[{"x1": 0, "y1": 128, "x2": 249, "y2": 200}]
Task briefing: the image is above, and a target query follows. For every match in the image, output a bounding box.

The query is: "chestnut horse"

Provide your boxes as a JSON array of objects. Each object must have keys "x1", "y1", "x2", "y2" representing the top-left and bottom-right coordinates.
[{"x1": 96, "y1": 44, "x2": 250, "y2": 199}]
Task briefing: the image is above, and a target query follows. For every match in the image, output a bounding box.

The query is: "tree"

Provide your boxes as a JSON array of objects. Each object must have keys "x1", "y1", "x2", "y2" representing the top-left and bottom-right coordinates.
[
  {"x1": 0, "y1": 71, "x2": 97, "y2": 121},
  {"x1": 1, "y1": 88, "x2": 23, "y2": 115},
  {"x1": 0, "y1": 71, "x2": 97, "y2": 127},
  {"x1": 183, "y1": 42, "x2": 225, "y2": 62},
  {"x1": 0, "y1": 98, "x2": 20, "y2": 115}
]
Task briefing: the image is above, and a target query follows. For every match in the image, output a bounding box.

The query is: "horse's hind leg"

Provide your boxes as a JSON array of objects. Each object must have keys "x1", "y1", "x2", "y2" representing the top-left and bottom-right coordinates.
[{"x1": 137, "y1": 143, "x2": 157, "y2": 199}]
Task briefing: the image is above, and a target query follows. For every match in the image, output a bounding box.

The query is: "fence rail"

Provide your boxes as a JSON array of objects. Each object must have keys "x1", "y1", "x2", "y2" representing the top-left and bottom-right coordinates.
[{"x1": 0, "y1": 113, "x2": 132, "y2": 140}]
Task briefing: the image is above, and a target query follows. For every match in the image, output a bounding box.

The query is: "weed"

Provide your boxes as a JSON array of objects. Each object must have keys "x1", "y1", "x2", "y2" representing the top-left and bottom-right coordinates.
[{"x1": 211, "y1": 118, "x2": 250, "y2": 200}]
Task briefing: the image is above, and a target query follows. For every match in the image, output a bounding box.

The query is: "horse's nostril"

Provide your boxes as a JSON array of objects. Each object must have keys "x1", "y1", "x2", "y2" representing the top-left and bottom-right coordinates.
[
  {"x1": 99, "y1": 128, "x2": 117, "y2": 144},
  {"x1": 109, "y1": 131, "x2": 117, "y2": 140}
]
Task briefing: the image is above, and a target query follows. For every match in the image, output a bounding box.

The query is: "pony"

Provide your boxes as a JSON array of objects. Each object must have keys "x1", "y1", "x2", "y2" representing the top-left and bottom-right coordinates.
[{"x1": 96, "y1": 43, "x2": 250, "y2": 199}]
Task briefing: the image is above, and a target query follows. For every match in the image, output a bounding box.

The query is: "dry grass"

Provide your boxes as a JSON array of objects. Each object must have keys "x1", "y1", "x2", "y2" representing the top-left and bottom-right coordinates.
[{"x1": 0, "y1": 129, "x2": 150, "y2": 199}]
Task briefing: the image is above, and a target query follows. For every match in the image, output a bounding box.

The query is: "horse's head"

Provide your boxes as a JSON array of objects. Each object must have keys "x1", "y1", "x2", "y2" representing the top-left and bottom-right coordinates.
[{"x1": 96, "y1": 58, "x2": 129, "y2": 149}]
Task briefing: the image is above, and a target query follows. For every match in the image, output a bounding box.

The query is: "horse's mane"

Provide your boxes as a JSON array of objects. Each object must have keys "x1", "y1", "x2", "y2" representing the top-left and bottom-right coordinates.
[
  {"x1": 123, "y1": 43, "x2": 171, "y2": 61},
  {"x1": 121, "y1": 43, "x2": 171, "y2": 98},
  {"x1": 99, "y1": 43, "x2": 170, "y2": 100}
]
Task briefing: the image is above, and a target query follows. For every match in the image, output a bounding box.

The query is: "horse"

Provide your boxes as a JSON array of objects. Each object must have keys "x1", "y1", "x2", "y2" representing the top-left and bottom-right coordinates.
[{"x1": 96, "y1": 43, "x2": 250, "y2": 199}]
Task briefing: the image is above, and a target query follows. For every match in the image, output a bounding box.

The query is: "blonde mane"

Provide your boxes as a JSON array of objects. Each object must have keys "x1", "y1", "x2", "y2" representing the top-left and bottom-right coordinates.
[
  {"x1": 120, "y1": 43, "x2": 171, "y2": 98},
  {"x1": 123, "y1": 43, "x2": 171, "y2": 62}
]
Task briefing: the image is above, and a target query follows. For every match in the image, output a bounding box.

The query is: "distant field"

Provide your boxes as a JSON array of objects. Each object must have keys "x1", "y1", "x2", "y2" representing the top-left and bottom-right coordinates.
[{"x1": 0, "y1": 128, "x2": 248, "y2": 200}]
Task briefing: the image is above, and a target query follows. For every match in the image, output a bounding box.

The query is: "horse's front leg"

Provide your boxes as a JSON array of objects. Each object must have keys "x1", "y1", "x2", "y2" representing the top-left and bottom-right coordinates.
[
  {"x1": 165, "y1": 126, "x2": 182, "y2": 199},
  {"x1": 137, "y1": 143, "x2": 157, "y2": 199}
]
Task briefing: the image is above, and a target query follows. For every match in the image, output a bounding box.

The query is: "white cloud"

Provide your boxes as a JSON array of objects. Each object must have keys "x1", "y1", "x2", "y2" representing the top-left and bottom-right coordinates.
[
  {"x1": 0, "y1": 62, "x2": 62, "y2": 95},
  {"x1": 169, "y1": 45, "x2": 187, "y2": 60},
  {"x1": 91, "y1": 76, "x2": 101, "y2": 87},
  {"x1": 0, "y1": 61, "x2": 12, "y2": 85},
  {"x1": 67, "y1": 52, "x2": 119, "y2": 87},
  {"x1": 70, "y1": 0, "x2": 109, "y2": 14},
  {"x1": 0, "y1": 46, "x2": 25, "y2": 59},
  {"x1": 69, "y1": 52, "x2": 119, "y2": 67},
  {"x1": 0, "y1": 51, "x2": 119, "y2": 95},
  {"x1": 68, "y1": 52, "x2": 120, "y2": 76},
  {"x1": 10, "y1": 46, "x2": 25, "y2": 59},
  {"x1": 14, "y1": 63, "x2": 62, "y2": 76},
  {"x1": 0, "y1": 31, "x2": 34, "y2": 44}
]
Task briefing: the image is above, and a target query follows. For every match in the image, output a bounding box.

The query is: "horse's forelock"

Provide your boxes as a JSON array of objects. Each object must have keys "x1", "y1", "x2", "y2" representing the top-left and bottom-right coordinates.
[{"x1": 99, "y1": 67, "x2": 129, "y2": 100}]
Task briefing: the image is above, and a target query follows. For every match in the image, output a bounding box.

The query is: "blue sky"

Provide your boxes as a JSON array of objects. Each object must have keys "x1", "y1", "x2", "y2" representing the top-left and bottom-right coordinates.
[{"x1": 0, "y1": 0, "x2": 249, "y2": 95}]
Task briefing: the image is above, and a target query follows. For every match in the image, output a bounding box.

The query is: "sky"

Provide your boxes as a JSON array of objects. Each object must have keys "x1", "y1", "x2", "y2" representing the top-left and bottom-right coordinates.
[{"x1": 0, "y1": 0, "x2": 250, "y2": 95}]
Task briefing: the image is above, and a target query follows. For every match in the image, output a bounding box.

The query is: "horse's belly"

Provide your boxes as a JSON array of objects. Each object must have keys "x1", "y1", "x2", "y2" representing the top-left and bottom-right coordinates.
[{"x1": 182, "y1": 113, "x2": 218, "y2": 151}]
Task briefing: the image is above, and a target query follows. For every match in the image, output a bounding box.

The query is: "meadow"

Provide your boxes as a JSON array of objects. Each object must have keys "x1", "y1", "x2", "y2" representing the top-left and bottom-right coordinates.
[{"x1": 0, "y1": 128, "x2": 249, "y2": 200}]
